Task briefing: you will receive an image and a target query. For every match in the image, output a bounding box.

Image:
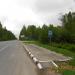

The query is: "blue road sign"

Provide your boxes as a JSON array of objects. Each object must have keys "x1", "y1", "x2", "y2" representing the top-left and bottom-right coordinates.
[
  {"x1": 48, "y1": 30, "x2": 53, "y2": 43},
  {"x1": 48, "y1": 30, "x2": 53, "y2": 37}
]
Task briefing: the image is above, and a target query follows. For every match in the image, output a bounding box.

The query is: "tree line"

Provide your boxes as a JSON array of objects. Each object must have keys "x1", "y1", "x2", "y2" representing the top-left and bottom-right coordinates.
[
  {"x1": 0, "y1": 22, "x2": 16, "y2": 41},
  {"x1": 19, "y1": 11, "x2": 75, "y2": 44}
]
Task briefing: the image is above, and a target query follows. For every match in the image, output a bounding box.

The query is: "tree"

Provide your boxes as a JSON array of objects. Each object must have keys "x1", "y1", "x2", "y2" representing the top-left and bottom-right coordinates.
[
  {"x1": 0, "y1": 22, "x2": 16, "y2": 41},
  {"x1": 61, "y1": 12, "x2": 75, "y2": 43},
  {"x1": 19, "y1": 25, "x2": 27, "y2": 40},
  {"x1": 0, "y1": 22, "x2": 2, "y2": 28},
  {"x1": 26, "y1": 25, "x2": 36, "y2": 40},
  {"x1": 39, "y1": 24, "x2": 49, "y2": 43},
  {"x1": 35, "y1": 26, "x2": 41, "y2": 40}
]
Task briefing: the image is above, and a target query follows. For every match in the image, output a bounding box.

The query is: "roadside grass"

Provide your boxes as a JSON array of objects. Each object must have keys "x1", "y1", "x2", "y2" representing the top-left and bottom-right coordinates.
[
  {"x1": 23, "y1": 41, "x2": 75, "y2": 74},
  {"x1": 61, "y1": 70, "x2": 75, "y2": 75},
  {"x1": 50, "y1": 42, "x2": 75, "y2": 52}
]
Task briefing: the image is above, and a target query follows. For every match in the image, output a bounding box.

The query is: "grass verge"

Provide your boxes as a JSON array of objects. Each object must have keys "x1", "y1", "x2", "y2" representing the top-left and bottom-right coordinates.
[{"x1": 62, "y1": 70, "x2": 75, "y2": 75}]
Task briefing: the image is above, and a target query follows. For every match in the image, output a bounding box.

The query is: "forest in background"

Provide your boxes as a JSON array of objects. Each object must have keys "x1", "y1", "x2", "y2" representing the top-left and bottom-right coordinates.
[
  {"x1": 0, "y1": 22, "x2": 16, "y2": 41},
  {"x1": 19, "y1": 12, "x2": 75, "y2": 44},
  {"x1": 19, "y1": 11, "x2": 75, "y2": 53}
]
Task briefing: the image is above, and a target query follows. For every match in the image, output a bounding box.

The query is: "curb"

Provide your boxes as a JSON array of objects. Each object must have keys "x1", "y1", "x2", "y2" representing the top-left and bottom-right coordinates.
[
  {"x1": 23, "y1": 44, "x2": 58, "y2": 70},
  {"x1": 23, "y1": 45, "x2": 43, "y2": 69}
]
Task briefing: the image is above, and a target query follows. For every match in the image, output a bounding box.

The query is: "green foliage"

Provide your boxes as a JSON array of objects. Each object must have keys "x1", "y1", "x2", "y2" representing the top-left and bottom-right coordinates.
[
  {"x1": 19, "y1": 25, "x2": 42, "y2": 41},
  {"x1": 19, "y1": 11, "x2": 75, "y2": 44},
  {"x1": 61, "y1": 12, "x2": 75, "y2": 43},
  {"x1": 62, "y1": 70, "x2": 75, "y2": 75},
  {"x1": 0, "y1": 22, "x2": 2, "y2": 28},
  {"x1": 19, "y1": 25, "x2": 27, "y2": 40},
  {"x1": 35, "y1": 26, "x2": 41, "y2": 40},
  {"x1": 39, "y1": 24, "x2": 49, "y2": 43},
  {"x1": 50, "y1": 42, "x2": 75, "y2": 52},
  {"x1": 26, "y1": 25, "x2": 36, "y2": 40},
  {"x1": 0, "y1": 22, "x2": 16, "y2": 41}
]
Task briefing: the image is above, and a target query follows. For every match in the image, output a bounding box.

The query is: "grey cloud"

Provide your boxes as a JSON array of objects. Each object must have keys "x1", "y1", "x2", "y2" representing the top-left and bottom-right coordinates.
[
  {"x1": 34, "y1": 0, "x2": 75, "y2": 25},
  {"x1": 35, "y1": 0, "x2": 74, "y2": 12},
  {"x1": 17, "y1": 0, "x2": 36, "y2": 9}
]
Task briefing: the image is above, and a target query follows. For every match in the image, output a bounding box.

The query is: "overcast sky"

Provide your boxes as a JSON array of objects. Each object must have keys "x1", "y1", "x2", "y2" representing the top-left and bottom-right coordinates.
[{"x1": 0, "y1": 0, "x2": 75, "y2": 37}]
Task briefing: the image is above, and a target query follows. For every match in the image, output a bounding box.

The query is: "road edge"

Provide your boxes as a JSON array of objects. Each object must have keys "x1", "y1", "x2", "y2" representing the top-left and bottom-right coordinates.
[{"x1": 23, "y1": 45, "x2": 43, "y2": 69}]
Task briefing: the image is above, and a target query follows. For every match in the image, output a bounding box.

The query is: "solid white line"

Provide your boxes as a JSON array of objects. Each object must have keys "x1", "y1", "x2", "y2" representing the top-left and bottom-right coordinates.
[
  {"x1": 39, "y1": 60, "x2": 51, "y2": 62},
  {"x1": 0, "y1": 46, "x2": 8, "y2": 52},
  {"x1": 51, "y1": 60, "x2": 58, "y2": 68},
  {"x1": 39, "y1": 60, "x2": 58, "y2": 68}
]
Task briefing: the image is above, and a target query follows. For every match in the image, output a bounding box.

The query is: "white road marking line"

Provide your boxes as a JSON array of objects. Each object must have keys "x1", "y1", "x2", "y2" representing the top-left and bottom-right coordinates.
[
  {"x1": 51, "y1": 60, "x2": 58, "y2": 68},
  {"x1": 39, "y1": 60, "x2": 58, "y2": 68},
  {"x1": 39, "y1": 60, "x2": 51, "y2": 62},
  {"x1": 0, "y1": 46, "x2": 8, "y2": 52}
]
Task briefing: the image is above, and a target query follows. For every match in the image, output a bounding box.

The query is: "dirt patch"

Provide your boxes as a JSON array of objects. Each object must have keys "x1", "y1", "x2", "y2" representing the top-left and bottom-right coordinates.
[
  {"x1": 59, "y1": 64, "x2": 75, "y2": 71},
  {"x1": 39, "y1": 68, "x2": 61, "y2": 75},
  {"x1": 57, "y1": 62, "x2": 75, "y2": 72}
]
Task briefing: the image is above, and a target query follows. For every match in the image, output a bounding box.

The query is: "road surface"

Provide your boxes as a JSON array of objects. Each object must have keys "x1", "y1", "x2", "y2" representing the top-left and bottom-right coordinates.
[{"x1": 0, "y1": 40, "x2": 39, "y2": 75}]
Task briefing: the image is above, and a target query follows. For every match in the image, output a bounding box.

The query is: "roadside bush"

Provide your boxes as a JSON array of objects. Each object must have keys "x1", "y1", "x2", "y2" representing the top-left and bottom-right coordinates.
[
  {"x1": 68, "y1": 45, "x2": 75, "y2": 52},
  {"x1": 50, "y1": 42, "x2": 75, "y2": 52}
]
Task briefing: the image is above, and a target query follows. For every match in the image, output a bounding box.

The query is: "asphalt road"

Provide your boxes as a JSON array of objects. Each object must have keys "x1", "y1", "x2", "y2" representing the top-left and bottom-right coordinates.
[{"x1": 0, "y1": 40, "x2": 39, "y2": 75}]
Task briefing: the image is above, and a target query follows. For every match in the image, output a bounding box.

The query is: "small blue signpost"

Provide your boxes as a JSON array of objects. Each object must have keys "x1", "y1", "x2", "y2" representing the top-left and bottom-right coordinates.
[{"x1": 48, "y1": 30, "x2": 53, "y2": 43}]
